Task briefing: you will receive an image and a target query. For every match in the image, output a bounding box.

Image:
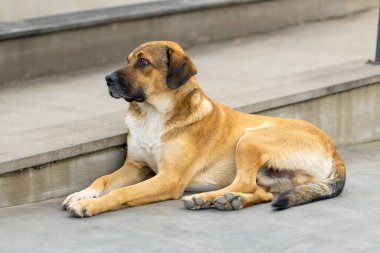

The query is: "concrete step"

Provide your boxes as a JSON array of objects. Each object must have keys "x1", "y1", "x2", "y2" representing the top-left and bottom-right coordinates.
[
  {"x1": 0, "y1": 141, "x2": 379, "y2": 253},
  {"x1": 0, "y1": 0, "x2": 378, "y2": 86},
  {"x1": 1, "y1": 9, "x2": 380, "y2": 207}
]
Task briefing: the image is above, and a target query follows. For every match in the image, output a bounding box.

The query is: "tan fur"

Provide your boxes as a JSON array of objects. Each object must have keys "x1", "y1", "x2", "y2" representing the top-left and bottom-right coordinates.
[{"x1": 63, "y1": 41, "x2": 345, "y2": 217}]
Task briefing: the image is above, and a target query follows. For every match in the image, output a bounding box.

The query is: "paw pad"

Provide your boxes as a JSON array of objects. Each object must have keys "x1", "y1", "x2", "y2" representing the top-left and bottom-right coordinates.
[
  {"x1": 214, "y1": 193, "x2": 242, "y2": 211},
  {"x1": 182, "y1": 196, "x2": 211, "y2": 210}
]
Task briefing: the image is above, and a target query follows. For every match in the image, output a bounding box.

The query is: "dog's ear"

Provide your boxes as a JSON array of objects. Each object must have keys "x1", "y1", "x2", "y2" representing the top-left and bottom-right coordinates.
[{"x1": 166, "y1": 48, "x2": 197, "y2": 89}]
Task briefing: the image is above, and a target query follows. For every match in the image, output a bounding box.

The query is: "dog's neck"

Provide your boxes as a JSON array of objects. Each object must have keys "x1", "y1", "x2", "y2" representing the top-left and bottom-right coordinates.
[
  {"x1": 127, "y1": 78, "x2": 213, "y2": 129},
  {"x1": 165, "y1": 78, "x2": 214, "y2": 130}
]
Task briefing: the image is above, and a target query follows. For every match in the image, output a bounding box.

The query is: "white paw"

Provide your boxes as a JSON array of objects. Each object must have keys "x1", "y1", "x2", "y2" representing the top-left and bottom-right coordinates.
[
  {"x1": 67, "y1": 199, "x2": 97, "y2": 218},
  {"x1": 62, "y1": 189, "x2": 100, "y2": 210}
]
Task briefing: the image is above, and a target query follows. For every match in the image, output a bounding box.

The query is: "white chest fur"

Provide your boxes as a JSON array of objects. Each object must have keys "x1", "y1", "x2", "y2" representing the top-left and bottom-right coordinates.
[{"x1": 125, "y1": 108, "x2": 165, "y2": 173}]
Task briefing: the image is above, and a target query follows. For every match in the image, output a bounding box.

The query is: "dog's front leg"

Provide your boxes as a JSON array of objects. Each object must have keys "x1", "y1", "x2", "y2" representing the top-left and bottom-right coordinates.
[
  {"x1": 62, "y1": 160, "x2": 153, "y2": 210},
  {"x1": 67, "y1": 172, "x2": 184, "y2": 217}
]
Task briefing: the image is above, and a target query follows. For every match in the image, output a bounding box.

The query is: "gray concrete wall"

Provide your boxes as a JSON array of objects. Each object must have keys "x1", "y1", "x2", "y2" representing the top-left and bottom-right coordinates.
[{"x1": 0, "y1": 0, "x2": 377, "y2": 86}]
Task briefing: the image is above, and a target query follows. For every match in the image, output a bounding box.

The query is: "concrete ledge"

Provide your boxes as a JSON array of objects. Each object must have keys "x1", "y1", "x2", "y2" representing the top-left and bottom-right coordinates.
[
  {"x1": 0, "y1": 112, "x2": 126, "y2": 175},
  {"x1": 1, "y1": 0, "x2": 376, "y2": 40},
  {"x1": 0, "y1": 0, "x2": 262, "y2": 40},
  {"x1": 230, "y1": 60, "x2": 380, "y2": 113},
  {"x1": 0, "y1": 0, "x2": 377, "y2": 85},
  {"x1": 1, "y1": 60, "x2": 380, "y2": 175}
]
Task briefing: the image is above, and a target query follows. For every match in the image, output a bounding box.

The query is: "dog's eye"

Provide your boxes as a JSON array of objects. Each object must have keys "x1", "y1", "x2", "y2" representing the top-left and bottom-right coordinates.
[{"x1": 137, "y1": 58, "x2": 149, "y2": 68}]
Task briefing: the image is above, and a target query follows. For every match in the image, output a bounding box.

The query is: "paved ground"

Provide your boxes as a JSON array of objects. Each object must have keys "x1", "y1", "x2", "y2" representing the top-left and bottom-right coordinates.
[
  {"x1": 0, "y1": 141, "x2": 379, "y2": 253},
  {"x1": 0, "y1": 9, "x2": 377, "y2": 136}
]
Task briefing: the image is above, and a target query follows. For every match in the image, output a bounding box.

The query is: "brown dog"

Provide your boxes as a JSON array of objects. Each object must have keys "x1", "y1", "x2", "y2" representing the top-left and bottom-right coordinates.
[{"x1": 63, "y1": 41, "x2": 345, "y2": 217}]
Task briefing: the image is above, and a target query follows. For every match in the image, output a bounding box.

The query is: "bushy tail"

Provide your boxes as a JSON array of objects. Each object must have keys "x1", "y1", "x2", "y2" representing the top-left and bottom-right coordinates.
[{"x1": 272, "y1": 153, "x2": 346, "y2": 210}]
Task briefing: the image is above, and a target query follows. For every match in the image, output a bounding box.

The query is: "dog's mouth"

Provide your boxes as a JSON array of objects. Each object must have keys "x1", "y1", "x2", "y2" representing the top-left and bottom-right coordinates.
[
  {"x1": 105, "y1": 72, "x2": 145, "y2": 103},
  {"x1": 109, "y1": 90, "x2": 132, "y2": 102},
  {"x1": 109, "y1": 90, "x2": 122, "y2": 99},
  {"x1": 108, "y1": 90, "x2": 145, "y2": 103}
]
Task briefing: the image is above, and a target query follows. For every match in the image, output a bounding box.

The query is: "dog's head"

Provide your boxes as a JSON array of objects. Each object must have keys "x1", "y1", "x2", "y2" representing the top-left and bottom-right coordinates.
[{"x1": 105, "y1": 41, "x2": 197, "y2": 103}]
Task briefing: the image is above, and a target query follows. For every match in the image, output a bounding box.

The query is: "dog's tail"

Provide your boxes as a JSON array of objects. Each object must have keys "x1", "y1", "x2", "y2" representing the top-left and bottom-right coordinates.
[{"x1": 272, "y1": 152, "x2": 346, "y2": 210}]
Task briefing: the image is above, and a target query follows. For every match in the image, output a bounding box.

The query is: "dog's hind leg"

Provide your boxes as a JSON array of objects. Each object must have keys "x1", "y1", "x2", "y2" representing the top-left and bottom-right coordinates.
[{"x1": 183, "y1": 132, "x2": 267, "y2": 210}]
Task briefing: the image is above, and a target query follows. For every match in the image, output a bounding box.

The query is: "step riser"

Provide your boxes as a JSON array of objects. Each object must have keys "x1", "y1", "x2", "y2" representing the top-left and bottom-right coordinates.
[
  {"x1": 0, "y1": 147, "x2": 125, "y2": 208},
  {"x1": 0, "y1": 0, "x2": 377, "y2": 86},
  {"x1": 261, "y1": 83, "x2": 380, "y2": 146},
  {"x1": 1, "y1": 82, "x2": 379, "y2": 208}
]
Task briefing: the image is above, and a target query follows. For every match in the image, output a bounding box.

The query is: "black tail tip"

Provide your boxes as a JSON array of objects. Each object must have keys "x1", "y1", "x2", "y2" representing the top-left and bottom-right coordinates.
[{"x1": 272, "y1": 193, "x2": 290, "y2": 211}]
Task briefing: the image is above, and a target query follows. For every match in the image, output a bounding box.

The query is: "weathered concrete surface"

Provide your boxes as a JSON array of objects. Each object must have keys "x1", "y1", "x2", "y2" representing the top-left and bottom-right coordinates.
[
  {"x1": 0, "y1": 0, "x2": 377, "y2": 85},
  {"x1": 0, "y1": 142, "x2": 379, "y2": 253},
  {"x1": 0, "y1": 147, "x2": 125, "y2": 207}
]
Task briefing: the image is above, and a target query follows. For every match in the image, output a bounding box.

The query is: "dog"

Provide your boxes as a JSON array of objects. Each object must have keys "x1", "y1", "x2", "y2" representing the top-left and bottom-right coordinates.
[{"x1": 63, "y1": 41, "x2": 346, "y2": 217}]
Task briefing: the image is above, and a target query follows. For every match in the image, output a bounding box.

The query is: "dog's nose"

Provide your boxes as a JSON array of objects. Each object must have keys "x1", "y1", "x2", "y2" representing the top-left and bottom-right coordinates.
[{"x1": 105, "y1": 73, "x2": 118, "y2": 85}]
